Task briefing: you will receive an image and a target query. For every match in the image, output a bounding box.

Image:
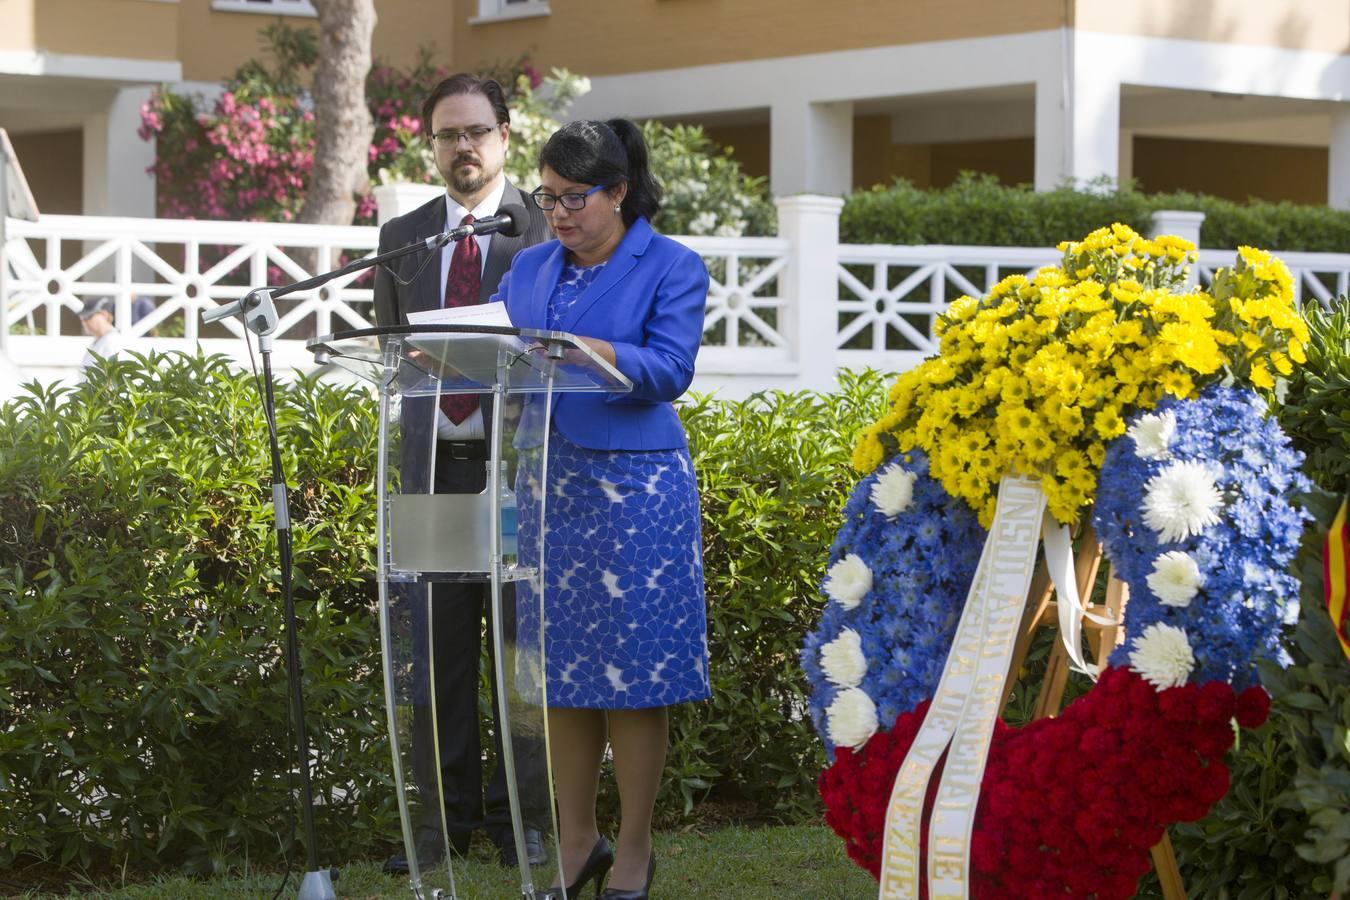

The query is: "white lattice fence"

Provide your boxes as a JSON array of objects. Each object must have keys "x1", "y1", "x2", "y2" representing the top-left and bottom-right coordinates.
[
  {"x1": 674, "y1": 235, "x2": 793, "y2": 373},
  {"x1": 835, "y1": 244, "x2": 1058, "y2": 371},
  {"x1": 6, "y1": 211, "x2": 1349, "y2": 391},
  {"x1": 2, "y1": 214, "x2": 379, "y2": 371}
]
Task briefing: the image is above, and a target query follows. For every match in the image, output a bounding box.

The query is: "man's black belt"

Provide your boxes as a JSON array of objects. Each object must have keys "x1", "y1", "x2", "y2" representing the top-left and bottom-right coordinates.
[{"x1": 440, "y1": 439, "x2": 487, "y2": 461}]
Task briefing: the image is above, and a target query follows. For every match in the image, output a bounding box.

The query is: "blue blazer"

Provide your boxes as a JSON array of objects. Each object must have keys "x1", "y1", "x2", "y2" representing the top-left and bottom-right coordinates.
[{"x1": 493, "y1": 217, "x2": 709, "y2": 451}]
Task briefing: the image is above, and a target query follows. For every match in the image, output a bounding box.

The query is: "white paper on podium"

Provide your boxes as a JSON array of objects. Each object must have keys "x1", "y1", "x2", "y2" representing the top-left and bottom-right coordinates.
[{"x1": 407, "y1": 301, "x2": 513, "y2": 329}]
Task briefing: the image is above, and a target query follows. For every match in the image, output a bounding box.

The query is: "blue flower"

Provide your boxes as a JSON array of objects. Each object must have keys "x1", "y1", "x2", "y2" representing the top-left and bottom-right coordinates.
[
  {"x1": 1095, "y1": 385, "x2": 1310, "y2": 690},
  {"x1": 802, "y1": 451, "x2": 986, "y2": 756}
]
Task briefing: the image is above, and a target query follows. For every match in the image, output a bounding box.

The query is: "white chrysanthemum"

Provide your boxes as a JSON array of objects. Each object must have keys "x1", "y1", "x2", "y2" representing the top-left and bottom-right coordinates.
[
  {"x1": 820, "y1": 628, "x2": 868, "y2": 687},
  {"x1": 1141, "y1": 460, "x2": 1224, "y2": 543},
  {"x1": 1146, "y1": 551, "x2": 1205, "y2": 607},
  {"x1": 870, "y1": 464, "x2": 918, "y2": 518},
  {"x1": 1128, "y1": 622, "x2": 1195, "y2": 689},
  {"x1": 1129, "y1": 410, "x2": 1177, "y2": 459},
  {"x1": 826, "y1": 687, "x2": 878, "y2": 749},
  {"x1": 824, "y1": 554, "x2": 872, "y2": 610}
]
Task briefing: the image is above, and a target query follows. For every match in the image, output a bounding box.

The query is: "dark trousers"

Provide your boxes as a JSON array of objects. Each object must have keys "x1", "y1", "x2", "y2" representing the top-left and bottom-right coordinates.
[{"x1": 409, "y1": 449, "x2": 546, "y2": 843}]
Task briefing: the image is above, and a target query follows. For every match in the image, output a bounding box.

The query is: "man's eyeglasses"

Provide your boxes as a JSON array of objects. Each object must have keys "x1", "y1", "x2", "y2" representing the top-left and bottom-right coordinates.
[
  {"x1": 530, "y1": 184, "x2": 605, "y2": 211},
  {"x1": 430, "y1": 125, "x2": 500, "y2": 148}
]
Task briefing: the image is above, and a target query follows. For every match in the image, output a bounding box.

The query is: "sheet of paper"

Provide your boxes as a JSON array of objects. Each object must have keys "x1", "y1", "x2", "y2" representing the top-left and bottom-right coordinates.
[{"x1": 407, "y1": 301, "x2": 513, "y2": 329}]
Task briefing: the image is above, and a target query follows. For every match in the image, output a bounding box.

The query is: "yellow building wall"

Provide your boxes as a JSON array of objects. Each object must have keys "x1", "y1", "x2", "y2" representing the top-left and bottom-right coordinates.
[
  {"x1": 0, "y1": 0, "x2": 34, "y2": 52},
  {"x1": 175, "y1": 4, "x2": 457, "y2": 84},
  {"x1": 9, "y1": 1, "x2": 1350, "y2": 83},
  {"x1": 1132, "y1": 137, "x2": 1327, "y2": 204},
  {"x1": 26, "y1": 0, "x2": 177, "y2": 61},
  {"x1": 1076, "y1": 0, "x2": 1350, "y2": 54},
  {"x1": 452, "y1": 0, "x2": 1068, "y2": 76},
  {"x1": 10, "y1": 128, "x2": 83, "y2": 215}
]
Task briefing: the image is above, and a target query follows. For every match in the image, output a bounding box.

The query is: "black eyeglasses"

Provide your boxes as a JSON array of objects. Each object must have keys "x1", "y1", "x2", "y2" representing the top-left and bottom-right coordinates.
[
  {"x1": 430, "y1": 125, "x2": 500, "y2": 148},
  {"x1": 530, "y1": 184, "x2": 605, "y2": 211}
]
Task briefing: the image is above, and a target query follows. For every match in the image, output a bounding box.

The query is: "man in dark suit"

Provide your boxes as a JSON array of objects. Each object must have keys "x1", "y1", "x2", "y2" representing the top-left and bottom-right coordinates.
[{"x1": 374, "y1": 73, "x2": 551, "y2": 875}]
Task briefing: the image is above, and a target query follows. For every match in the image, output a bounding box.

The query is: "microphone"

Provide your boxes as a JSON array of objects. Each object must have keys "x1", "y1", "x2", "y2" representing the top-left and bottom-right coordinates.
[{"x1": 432, "y1": 203, "x2": 528, "y2": 247}]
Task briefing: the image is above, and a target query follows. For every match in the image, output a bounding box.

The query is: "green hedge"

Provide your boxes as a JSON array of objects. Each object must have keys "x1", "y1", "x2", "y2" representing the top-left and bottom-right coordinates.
[
  {"x1": 0, "y1": 354, "x2": 888, "y2": 874},
  {"x1": 0, "y1": 355, "x2": 388, "y2": 875},
  {"x1": 841, "y1": 173, "x2": 1350, "y2": 252}
]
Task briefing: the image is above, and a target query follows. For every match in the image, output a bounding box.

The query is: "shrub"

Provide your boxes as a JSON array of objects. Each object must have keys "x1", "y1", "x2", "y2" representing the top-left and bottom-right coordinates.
[
  {"x1": 1153, "y1": 191, "x2": 1350, "y2": 253},
  {"x1": 0, "y1": 356, "x2": 887, "y2": 874},
  {"x1": 840, "y1": 174, "x2": 1157, "y2": 247},
  {"x1": 841, "y1": 174, "x2": 1350, "y2": 252},
  {"x1": 0, "y1": 354, "x2": 389, "y2": 874},
  {"x1": 644, "y1": 123, "x2": 776, "y2": 238},
  {"x1": 1259, "y1": 502, "x2": 1350, "y2": 899},
  {"x1": 1277, "y1": 300, "x2": 1350, "y2": 497}
]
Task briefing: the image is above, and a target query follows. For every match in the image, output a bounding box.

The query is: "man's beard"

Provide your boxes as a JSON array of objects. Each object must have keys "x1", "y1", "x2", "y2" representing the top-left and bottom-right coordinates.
[{"x1": 441, "y1": 152, "x2": 502, "y2": 196}]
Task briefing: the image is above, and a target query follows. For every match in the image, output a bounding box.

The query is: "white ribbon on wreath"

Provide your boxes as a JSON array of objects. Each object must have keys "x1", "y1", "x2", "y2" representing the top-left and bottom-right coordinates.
[{"x1": 877, "y1": 477, "x2": 1118, "y2": 899}]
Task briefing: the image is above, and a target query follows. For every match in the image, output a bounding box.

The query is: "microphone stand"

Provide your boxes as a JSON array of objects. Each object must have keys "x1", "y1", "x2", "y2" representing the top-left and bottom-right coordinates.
[{"x1": 201, "y1": 230, "x2": 476, "y2": 900}]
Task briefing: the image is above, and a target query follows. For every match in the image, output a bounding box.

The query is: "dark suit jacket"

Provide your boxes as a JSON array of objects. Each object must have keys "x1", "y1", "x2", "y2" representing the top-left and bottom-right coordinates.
[
  {"x1": 373, "y1": 180, "x2": 550, "y2": 323},
  {"x1": 372, "y1": 180, "x2": 551, "y2": 492}
]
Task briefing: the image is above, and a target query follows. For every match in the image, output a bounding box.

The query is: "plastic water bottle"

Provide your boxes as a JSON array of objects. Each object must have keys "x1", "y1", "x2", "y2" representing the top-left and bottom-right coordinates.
[{"x1": 498, "y1": 460, "x2": 518, "y2": 556}]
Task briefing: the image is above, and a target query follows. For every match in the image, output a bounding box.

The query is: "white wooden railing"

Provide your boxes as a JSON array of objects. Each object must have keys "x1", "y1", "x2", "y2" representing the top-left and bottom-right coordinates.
[{"x1": 3, "y1": 200, "x2": 1346, "y2": 397}]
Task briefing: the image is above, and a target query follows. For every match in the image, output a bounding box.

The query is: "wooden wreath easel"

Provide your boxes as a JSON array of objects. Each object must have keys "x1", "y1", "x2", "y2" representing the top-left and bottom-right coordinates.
[{"x1": 998, "y1": 524, "x2": 1187, "y2": 900}]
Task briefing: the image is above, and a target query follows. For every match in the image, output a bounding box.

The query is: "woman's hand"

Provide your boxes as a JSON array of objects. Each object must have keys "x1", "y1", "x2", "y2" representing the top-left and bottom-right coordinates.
[
  {"x1": 575, "y1": 337, "x2": 617, "y2": 367},
  {"x1": 528, "y1": 336, "x2": 617, "y2": 369}
]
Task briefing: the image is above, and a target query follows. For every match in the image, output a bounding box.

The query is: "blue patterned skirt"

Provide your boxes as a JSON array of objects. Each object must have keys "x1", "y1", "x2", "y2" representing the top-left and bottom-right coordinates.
[{"x1": 516, "y1": 433, "x2": 710, "y2": 709}]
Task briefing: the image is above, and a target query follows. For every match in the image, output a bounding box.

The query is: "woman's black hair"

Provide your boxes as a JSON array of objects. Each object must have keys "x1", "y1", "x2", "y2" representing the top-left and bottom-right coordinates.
[{"x1": 538, "y1": 118, "x2": 662, "y2": 226}]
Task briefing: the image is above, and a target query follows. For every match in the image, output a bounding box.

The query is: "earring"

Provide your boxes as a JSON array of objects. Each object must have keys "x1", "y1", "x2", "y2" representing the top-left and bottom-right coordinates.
[{"x1": 613, "y1": 204, "x2": 621, "y2": 213}]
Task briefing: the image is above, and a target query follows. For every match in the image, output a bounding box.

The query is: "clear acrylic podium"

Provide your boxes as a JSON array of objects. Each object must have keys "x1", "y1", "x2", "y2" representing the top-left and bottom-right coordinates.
[{"x1": 307, "y1": 324, "x2": 632, "y2": 900}]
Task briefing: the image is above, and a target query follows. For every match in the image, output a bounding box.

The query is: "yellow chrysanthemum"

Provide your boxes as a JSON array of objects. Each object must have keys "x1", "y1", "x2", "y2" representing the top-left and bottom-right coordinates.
[{"x1": 852, "y1": 229, "x2": 1308, "y2": 528}]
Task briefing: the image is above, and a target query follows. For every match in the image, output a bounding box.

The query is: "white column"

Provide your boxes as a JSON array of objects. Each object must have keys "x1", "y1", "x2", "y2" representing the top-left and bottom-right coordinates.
[
  {"x1": 771, "y1": 100, "x2": 853, "y2": 197},
  {"x1": 775, "y1": 194, "x2": 843, "y2": 393},
  {"x1": 82, "y1": 87, "x2": 157, "y2": 219},
  {"x1": 1152, "y1": 209, "x2": 1206, "y2": 288},
  {"x1": 1070, "y1": 65, "x2": 1121, "y2": 189},
  {"x1": 372, "y1": 182, "x2": 444, "y2": 225},
  {"x1": 1034, "y1": 29, "x2": 1071, "y2": 191},
  {"x1": 1035, "y1": 29, "x2": 1121, "y2": 190},
  {"x1": 1118, "y1": 128, "x2": 1134, "y2": 188},
  {"x1": 1329, "y1": 106, "x2": 1350, "y2": 210}
]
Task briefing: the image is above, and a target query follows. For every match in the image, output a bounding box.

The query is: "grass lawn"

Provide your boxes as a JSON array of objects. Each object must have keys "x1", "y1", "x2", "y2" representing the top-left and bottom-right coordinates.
[{"x1": 12, "y1": 824, "x2": 877, "y2": 899}]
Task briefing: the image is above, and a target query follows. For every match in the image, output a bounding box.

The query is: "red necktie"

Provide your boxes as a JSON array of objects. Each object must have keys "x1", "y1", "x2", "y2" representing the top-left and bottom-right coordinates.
[{"x1": 440, "y1": 214, "x2": 481, "y2": 424}]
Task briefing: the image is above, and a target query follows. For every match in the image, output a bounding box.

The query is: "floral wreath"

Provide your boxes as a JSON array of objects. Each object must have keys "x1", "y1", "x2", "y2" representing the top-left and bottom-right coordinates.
[{"x1": 804, "y1": 225, "x2": 1310, "y2": 897}]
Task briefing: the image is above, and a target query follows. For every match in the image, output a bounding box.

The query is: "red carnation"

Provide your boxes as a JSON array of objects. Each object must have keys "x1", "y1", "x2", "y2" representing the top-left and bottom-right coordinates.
[
  {"x1": 1235, "y1": 685, "x2": 1271, "y2": 728},
  {"x1": 1196, "y1": 760, "x2": 1231, "y2": 805},
  {"x1": 1196, "y1": 679, "x2": 1237, "y2": 723},
  {"x1": 1157, "y1": 683, "x2": 1199, "y2": 721},
  {"x1": 1078, "y1": 725, "x2": 1116, "y2": 757},
  {"x1": 971, "y1": 831, "x2": 1003, "y2": 873},
  {"x1": 1193, "y1": 721, "x2": 1237, "y2": 758}
]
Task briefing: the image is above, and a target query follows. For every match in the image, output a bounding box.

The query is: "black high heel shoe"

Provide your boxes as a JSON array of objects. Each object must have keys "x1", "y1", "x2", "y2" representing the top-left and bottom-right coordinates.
[
  {"x1": 599, "y1": 850, "x2": 655, "y2": 900},
  {"x1": 544, "y1": 836, "x2": 614, "y2": 900}
]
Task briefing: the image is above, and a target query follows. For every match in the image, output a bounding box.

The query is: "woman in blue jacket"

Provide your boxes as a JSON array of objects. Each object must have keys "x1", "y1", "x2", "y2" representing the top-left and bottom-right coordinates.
[{"x1": 495, "y1": 119, "x2": 710, "y2": 900}]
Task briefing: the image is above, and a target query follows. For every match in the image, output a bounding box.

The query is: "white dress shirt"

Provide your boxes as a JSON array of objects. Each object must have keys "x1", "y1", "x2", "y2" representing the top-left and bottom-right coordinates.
[{"x1": 435, "y1": 179, "x2": 506, "y2": 442}]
